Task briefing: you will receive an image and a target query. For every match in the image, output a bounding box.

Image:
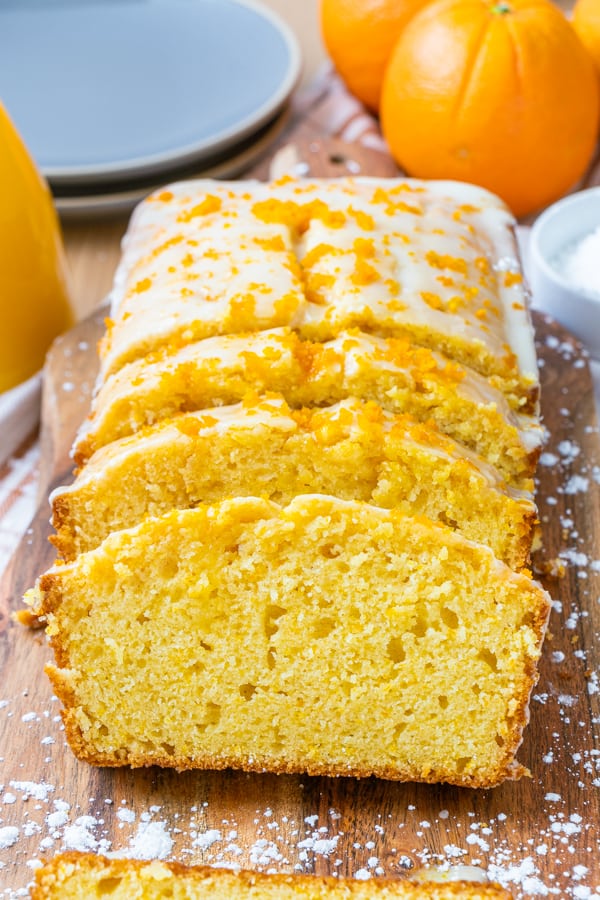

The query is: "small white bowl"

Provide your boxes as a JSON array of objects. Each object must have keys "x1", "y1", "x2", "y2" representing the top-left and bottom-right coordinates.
[{"x1": 529, "y1": 187, "x2": 600, "y2": 360}]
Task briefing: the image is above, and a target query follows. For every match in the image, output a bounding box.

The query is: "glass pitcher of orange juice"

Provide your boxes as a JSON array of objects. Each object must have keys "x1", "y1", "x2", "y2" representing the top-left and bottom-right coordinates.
[{"x1": 0, "y1": 101, "x2": 73, "y2": 393}]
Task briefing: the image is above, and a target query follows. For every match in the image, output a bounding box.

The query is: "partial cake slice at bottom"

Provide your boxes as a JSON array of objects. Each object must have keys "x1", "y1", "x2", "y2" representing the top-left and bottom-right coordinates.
[
  {"x1": 30, "y1": 853, "x2": 512, "y2": 898},
  {"x1": 52, "y1": 396, "x2": 536, "y2": 568},
  {"x1": 31, "y1": 496, "x2": 550, "y2": 788}
]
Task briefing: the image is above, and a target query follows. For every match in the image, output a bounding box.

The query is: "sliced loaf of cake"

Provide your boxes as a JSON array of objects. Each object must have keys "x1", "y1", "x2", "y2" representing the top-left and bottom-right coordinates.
[{"x1": 28, "y1": 176, "x2": 546, "y2": 797}]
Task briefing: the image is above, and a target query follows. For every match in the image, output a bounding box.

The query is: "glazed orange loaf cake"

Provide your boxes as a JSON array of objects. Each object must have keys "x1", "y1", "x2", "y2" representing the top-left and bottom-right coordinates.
[
  {"x1": 30, "y1": 496, "x2": 549, "y2": 787},
  {"x1": 101, "y1": 177, "x2": 538, "y2": 411},
  {"x1": 53, "y1": 396, "x2": 536, "y2": 568},
  {"x1": 30, "y1": 853, "x2": 512, "y2": 898},
  {"x1": 28, "y1": 175, "x2": 548, "y2": 790}
]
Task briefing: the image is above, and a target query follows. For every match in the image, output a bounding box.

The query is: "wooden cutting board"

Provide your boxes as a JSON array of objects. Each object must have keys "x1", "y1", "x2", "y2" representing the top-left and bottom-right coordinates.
[{"x1": 1, "y1": 141, "x2": 600, "y2": 898}]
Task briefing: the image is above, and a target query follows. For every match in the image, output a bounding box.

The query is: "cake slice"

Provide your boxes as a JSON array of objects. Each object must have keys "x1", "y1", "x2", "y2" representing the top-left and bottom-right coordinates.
[
  {"x1": 101, "y1": 177, "x2": 538, "y2": 412},
  {"x1": 31, "y1": 495, "x2": 550, "y2": 788},
  {"x1": 74, "y1": 329, "x2": 542, "y2": 488},
  {"x1": 53, "y1": 396, "x2": 536, "y2": 569},
  {"x1": 30, "y1": 853, "x2": 512, "y2": 898}
]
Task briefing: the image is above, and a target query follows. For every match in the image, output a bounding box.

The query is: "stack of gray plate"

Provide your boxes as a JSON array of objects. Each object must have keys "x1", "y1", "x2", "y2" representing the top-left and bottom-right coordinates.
[{"x1": 0, "y1": 0, "x2": 301, "y2": 217}]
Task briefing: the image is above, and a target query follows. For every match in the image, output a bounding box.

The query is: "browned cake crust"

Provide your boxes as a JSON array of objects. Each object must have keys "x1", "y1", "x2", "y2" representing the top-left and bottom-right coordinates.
[{"x1": 30, "y1": 851, "x2": 513, "y2": 898}]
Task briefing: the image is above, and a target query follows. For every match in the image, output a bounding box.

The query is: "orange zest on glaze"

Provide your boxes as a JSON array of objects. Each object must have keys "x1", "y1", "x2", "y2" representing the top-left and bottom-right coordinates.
[
  {"x1": 347, "y1": 207, "x2": 375, "y2": 230},
  {"x1": 425, "y1": 251, "x2": 468, "y2": 275},
  {"x1": 504, "y1": 271, "x2": 523, "y2": 287},
  {"x1": 132, "y1": 277, "x2": 153, "y2": 294},
  {"x1": 251, "y1": 199, "x2": 347, "y2": 233},
  {"x1": 177, "y1": 195, "x2": 222, "y2": 222},
  {"x1": 253, "y1": 235, "x2": 287, "y2": 252},
  {"x1": 421, "y1": 291, "x2": 444, "y2": 311},
  {"x1": 301, "y1": 243, "x2": 340, "y2": 269}
]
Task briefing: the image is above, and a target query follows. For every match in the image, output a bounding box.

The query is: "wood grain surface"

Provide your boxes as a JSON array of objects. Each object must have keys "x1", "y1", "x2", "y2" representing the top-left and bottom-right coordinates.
[{"x1": 1, "y1": 141, "x2": 600, "y2": 898}]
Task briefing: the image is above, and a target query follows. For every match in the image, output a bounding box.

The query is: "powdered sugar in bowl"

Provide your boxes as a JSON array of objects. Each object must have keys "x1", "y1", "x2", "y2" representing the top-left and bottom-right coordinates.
[{"x1": 530, "y1": 186, "x2": 600, "y2": 360}]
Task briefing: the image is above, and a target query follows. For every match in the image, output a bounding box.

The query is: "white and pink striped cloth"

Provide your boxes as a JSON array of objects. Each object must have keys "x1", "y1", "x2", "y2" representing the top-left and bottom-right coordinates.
[{"x1": 0, "y1": 438, "x2": 40, "y2": 576}]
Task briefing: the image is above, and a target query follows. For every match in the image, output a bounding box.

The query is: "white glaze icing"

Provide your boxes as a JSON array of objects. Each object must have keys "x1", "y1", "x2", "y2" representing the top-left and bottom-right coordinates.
[{"x1": 102, "y1": 177, "x2": 539, "y2": 398}]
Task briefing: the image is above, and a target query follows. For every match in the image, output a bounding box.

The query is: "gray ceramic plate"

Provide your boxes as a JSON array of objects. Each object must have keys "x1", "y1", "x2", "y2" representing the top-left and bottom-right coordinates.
[
  {"x1": 0, "y1": 0, "x2": 300, "y2": 185},
  {"x1": 53, "y1": 104, "x2": 289, "y2": 220}
]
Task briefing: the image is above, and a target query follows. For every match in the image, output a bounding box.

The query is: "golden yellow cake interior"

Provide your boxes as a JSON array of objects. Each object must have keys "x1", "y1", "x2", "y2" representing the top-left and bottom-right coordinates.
[
  {"x1": 53, "y1": 396, "x2": 536, "y2": 569},
  {"x1": 32, "y1": 496, "x2": 549, "y2": 788},
  {"x1": 30, "y1": 853, "x2": 512, "y2": 899}
]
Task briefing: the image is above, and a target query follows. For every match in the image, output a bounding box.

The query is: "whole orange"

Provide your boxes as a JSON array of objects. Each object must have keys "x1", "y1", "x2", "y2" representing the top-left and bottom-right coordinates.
[
  {"x1": 573, "y1": 0, "x2": 600, "y2": 77},
  {"x1": 320, "y1": 0, "x2": 431, "y2": 112},
  {"x1": 380, "y1": 0, "x2": 600, "y2": 218}
]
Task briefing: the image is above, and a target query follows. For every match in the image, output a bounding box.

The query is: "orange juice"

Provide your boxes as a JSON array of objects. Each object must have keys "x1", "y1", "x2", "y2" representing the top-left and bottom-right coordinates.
[{"x1": 0, "y1": 101, "x2": 74, "y2": 393}]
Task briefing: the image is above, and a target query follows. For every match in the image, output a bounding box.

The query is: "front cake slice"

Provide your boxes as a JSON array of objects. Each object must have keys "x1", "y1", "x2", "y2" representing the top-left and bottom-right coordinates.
[{"x1": 31, "y1": 495, "x2": 550, "y2": 788}]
